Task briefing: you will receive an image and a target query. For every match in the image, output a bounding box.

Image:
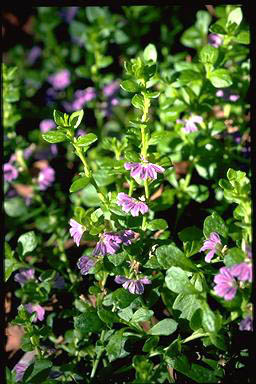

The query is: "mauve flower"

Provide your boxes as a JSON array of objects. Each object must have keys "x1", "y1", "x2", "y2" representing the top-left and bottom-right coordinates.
[
  {"x1": 23, "y1": 145, "x2": 35, "y2": 159},
  {"x1": 213, "y1": 267, "x2": 237, "y2": 300},
  {"x1": 34, "y1": 145, "x2": 58, "y2": 160},
  {"x1": 48, "y1": 69, "x2": 70, "y2": 90},
  {"x1": 3, "y1": 163, "x2": 19, "y2": 182},
  {"x1": 200, "y1": 232, "x2": 222, "y2": 262},
  {"x1": 216, "y1": 89, "x2": 240, "y2": 102},
  {"x1": 61, "y1": 7, "x2": 79, "y2": 23},
  {"x1": 115, "y1": 275, "x2": 151, "y2": 294},
  {"x1": 230, "y1": 262, "x2": 252, "y2": 282},
  {"x1": 54, "y1": 274, "x2": 66, "y2": 289},
  {"x1": 245, "y1": 245, "x2": 252, "y2": 259},
  {"x1": 63, "y1": 87, "x2": 96, "y2": 112},
  {"x1": 103, "y1": 81, "x2": 120, "y2": 98},
  {"x1": 76, "y1": 129, "x2": 86, "y2": 137},
  {"x1": 117, "y1": 193, "x2": 149, "y2": 216},
  {"x1": 125, "y1": 160, "x2": 164, "y2": 181},
  {"x1": 38, "y1": 166, "x2": 55, "y2": 190},
  {"x1": 119, "y1": 229, "x2": 136, "y2": 246},
  {"x1": 24, "y1": 304, "x2": 45, "y2": 322},
  {"x1": 27, "y1": 46, "x2": 42, "y2": 65},
  {"x1": 77, "y1": 255, "x2": 95, "y2": 275},
  {"x1": 177, "y1": 115, "x2": 203, "y2": 133},
  {"x1": 13, "y1": 363, "x2": 28, "y2": 382},
  {"x1": 14, "y1": 269, "x2": 35, "y2": 286},
  {"x1": 40, "y1": 119, "x2": 56, "y2": 133},
  {"x1": 239, "y1": 316, "x2": 253, "y2": 331},
  {"x1": 208, "y1": 33, "x2": 222, "y2": 48},
  {"x1": 69, "y1": 219, "x2": 85, "y2": 246},
  {"x1": 93, "y1": 230, "x2": 135, "y2": 256}
]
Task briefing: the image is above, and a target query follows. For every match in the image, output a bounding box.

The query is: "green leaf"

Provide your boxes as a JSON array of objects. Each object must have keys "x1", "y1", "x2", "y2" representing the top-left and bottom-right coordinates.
[
  {"x1": 190, "y1": 308, "x2": 203, "y2": 330},
  {"x1": 4, "y1": 197, "x2": 27, "y2": 217},
  {"x1": 149, "y1": 319, "x2": 178, "y2": 336},
  {"x1": 147, "y1": 219, "x2": 168, "y2": 231},
  {"x1": 53, "y1": 110, "x2": 65, "y2": 126},
  {"x1": 201, "y1": 304, "x2": 219, "y2": 333},
  {"x1": 74, "y1": 310, "x2": 104, "y2": 335},
  {"x1": 142, "y1": 336, "x2": 159, "y2": 352},
  {"x1": 131, "y1": 308, "x2": 154, "y2": 322},
  {"x1": 173, "y1": 293, "x2": 202, "y2": 320},
  {"x1": 180, "y1": 70, "x2": 202, "y2": 84},
  {"x1": 112, "y1": 288, "x2": 137, "y2": 308},
  {"x1": 143, "y1": 44, "x2": 157, "y2": 62},
  {"x1": 97, "y1": 307, "x2": 119, "y2": 325},
  {"x1": 203, "y1": 212, "x2": 227, "y2": 238},
  {"x1": 187, "y1": 184, "x2": 209, "y2": 203},
  {"x1": 234, "y1": 30, "x2": 250, "y2": 44},
  {"x1": 224, "y1": 247, "x2": 245, "y2": 267},
  {"x1": 18, "y1": 231, "x2": 38, "y2": 256},
  {"x1": 208, "y1": 69, "x2": 232, "y2": 88},
  {"x1": 200, "y1": 45, "x2": 219, "y2": 64},
  {"x1": 76, "y1": 133, "x2": 97, "y2": 147},
  {"x1": 69, "y1": 110, "x2": 84, "y2": 128},
  {"x1": 69, "y1": 176, "x2": 91, "y2": 193},
  {"x1": 42, "y1": 130, "x2": 67, "y2": 143},
  {"x1": 227, "y1": 7, "x2": 243, "y2": 27},
  {"x1": 23, "y1": 359, "x2": 53, "y2": 383},
  {"x1": 165, "y1": 267, "x2": 198, "y2": 294},
  {"x1": 156, "y1": 244, "x2": 197, "y2": 272},
  {"x1": 178, "y1": 226, "x2": 203, "y2": 242},
  {"x1": 209, "y1": 21, "x2": 226, "y2": 35},
  {"x1": 133, "y1": 355, "x2": 153, "y2": 382},
  {"x1": 120, "y1": 80, "x2": 140, "y2": 93},
  {"x1": 106, "y1": 329, "x2": 126, "y2": 362},
  {"x1": 131, "y1": 94, "x2": 144, "y2": 110}
]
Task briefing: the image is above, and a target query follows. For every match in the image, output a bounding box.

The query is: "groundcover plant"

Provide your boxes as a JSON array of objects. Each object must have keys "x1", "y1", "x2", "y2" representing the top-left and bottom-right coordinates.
[{"x1": 3, "y1": 5, "x2": 253, "y2": 384}]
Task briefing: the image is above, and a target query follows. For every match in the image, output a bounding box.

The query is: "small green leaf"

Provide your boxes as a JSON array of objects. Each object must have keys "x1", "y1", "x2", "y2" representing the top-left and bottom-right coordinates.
[
  {"x1": 224, "y1": 247, "x2": 245, "y2": 267},
  {"x1": 147, "y1": 219, "x2": 168, "y2": 231},
  {"x1": 165, "y1": 267, "x2": 197, "y2": 294},
  {"x1": 227, "y1": 7, "x2": 243, "y2": 27},
  {"x1": 106, "y1": 329, "x2": 126, "y2": 362},
  {"x1": 76, "y1": 133, "x2": 97, "y2": 146},
  {"x1": 18, "y1": 231, "x2": 38, "y2": 256},
  {"x1": 4, "y1": 197, "x2": 27, "y2": 217},
  {"x1": 203, "y1": 212, "x2": 227, "y2": 238},
  {"x1": 70, "y1": 176, "x2": 91, "y2": 193},
  {"x1": 42, "y1": 130, "x2": 67, "y2": 143},
  {"x1": 131, "y1": 308, "x2": 154, "y2": 322},
  {"x1": 143, "y1": 44, "x2": 157, "y2": 62},
  {"x1": 208, "y1": 69, "x2": 232, "y2": 88},
  {"x1": 156, "y1": 244, "x2": 197, "y2": 272},
  {"x1": 131, "y1": 94, "x2": 144, "y2": 110},
  {"x1": 120, "y1": 80, "x2": 140, "y2": 93},
  {"x1": 74, "y1": 310, "x2": 104, "y2": 335},
  {"x1": 200, "y1": 45, "x2": 219, "y2": 64},
  {"x1": 149, "y1": 318, "x2": 178, "y2": 336},
  {"x1": 69, "y1": 110, "x2": 84, "y2": 128}
]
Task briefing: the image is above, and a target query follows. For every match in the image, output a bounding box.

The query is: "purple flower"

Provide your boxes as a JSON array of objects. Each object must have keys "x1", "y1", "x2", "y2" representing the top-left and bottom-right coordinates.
[
  {"x1": 34, "y1": 145, "x2": 58, "y2": 160},
  {"x1": 103, "y1": 81, "x2": 120, "y2": 98},
  {"x1": 216, "y1": 89, "x2": 240, "y2": 102},
  {"x1": 76, "y1": 129, "x2": 86, "y2": 137},
  {"x1": 40, "y1": 119, "x2": 56, "y2": 133},
  {"x1": 24, "y1": 304, "x2": 45, "y2": 322},
  {"x1": 119, "y1": 229, "x2": 136, "y2": 246},
  {"x1": 38, "y1": 166, "x2": 55, "y2": 190},
  {"x1": 63, "y1": 87, "x2": 96, "y2": 112},
  {"x1": 213, "y1": 267, "x2": 237, "y2": 300},
  {"x1": 69, "y1": 219, "x2": 85, "y2": 246},
  {"x1": 124, "y1": 160, "x2": 164, "y2": 181},
  {"x1": 61, "y1": 7, "x2": 79, "y2": 23},
  {"x1": 27, "y1": 46, "x2": 42, "y2": 65},
  {"x1": 208, "y1": 33, "x2": 222, "y2": 48},
  {"x1": 23, "y1": 145, "x2": 36, "y2": 159},
  {"x1": 230, "y1": 262, "x2": 252, "y2": 282},
  {"x1": 117, "y1": 193, "x2": 149, "y2": 216},
  {"x1": 13, "y1": 363, "x2": 29, "y2": 382},
  {"x1": 3, "y1": 163, "x2": 19, "y2": 182},
  {"x1": 115, "y1": 275, "x2": 151, "y2": 294},
  {"x1": 48, "y1": 69, "x2": 71, "y2": 90},
  {"x1": 77, "y1": 255, "x2": 95, "y2": 275},
  {"x1": 14, "y1": 269, "x2": 35, "y2": 286},
  {"x1": 239, "y1": 316, "x2": 253, "y2": 331},
  {"x1": 177, "y1": 115, "x2": 203, "y2": 133},
  {"x1": 200, "y1": 232, "x2": 222, "y2": 262},
  {"x1": 54, "y1": 273, "x2": 66, "y2": 289}
]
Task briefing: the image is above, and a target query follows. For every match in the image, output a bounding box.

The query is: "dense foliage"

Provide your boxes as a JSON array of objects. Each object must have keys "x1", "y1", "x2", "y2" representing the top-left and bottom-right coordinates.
[{"x1": 4, "y1": 5, "x2": 252, "y2": 384}]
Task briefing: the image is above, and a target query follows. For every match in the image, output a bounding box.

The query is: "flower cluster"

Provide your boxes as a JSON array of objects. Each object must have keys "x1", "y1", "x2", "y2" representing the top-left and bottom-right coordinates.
[
  {"x1": 124, "y1": 159, "x2": 165, "y2": 181},
  {"x1": 177, "y1": 115, "x2": 203, "y2": 133},
  {"x1": 48, "y1": 69, "x2": 71, "y2": 90},
  {"x1": 216, "y1": 89, "x2": 240, "y2": 102},
  {"x1": 208, "y1": 33, "x2": 223, "y2": 48},
  {"x1": 63, "y1": 87, "x2": 96, "y2": 112},
  {"x1": 200, "y1": 232, "x2": 222, "y2": 262},
  {"x1": 115, "y1": 275, "x2": 151, "y2": 294},
  {"x1": 77, "y1": 256, "x2": 95, "y2": 275},
  {"x1": 14, "y1": 269, "x2": 35, "y2": 286},
  {"x1": 24, "y1": 304, "x2": 45, "y2": 322},
  {"x1": 93, "y1": 230, "x2": 135, "y2": 256},
  {"x1": 117, "y1": 193, "x2": 148, "y2": 216}
]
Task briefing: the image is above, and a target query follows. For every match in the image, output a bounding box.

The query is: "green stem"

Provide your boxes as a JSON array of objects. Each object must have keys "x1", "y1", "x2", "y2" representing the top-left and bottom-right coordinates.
[{"x1": 129, "y1": 179, "x2": 134, "y2": 196}]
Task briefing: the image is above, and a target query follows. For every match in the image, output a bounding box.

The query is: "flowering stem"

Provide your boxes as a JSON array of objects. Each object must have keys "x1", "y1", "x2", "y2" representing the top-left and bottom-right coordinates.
[
  {"x1": 128, "y1": 179, "x2": 134, "y2": 196},
  {"x1": 144, "y1": 179, "x2": 149, "y2": 200}
]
